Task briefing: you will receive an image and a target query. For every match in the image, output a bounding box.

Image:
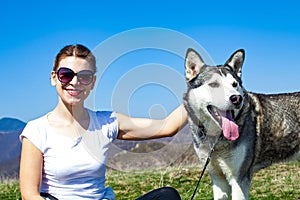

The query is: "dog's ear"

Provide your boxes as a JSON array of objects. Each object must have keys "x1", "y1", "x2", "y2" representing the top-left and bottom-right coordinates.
[
  {"x1": 225, "y1": 49, "x2": 245, "y2": 78},
  {"x1": 185, "y1": 48, "x2": 205, "y2": 81}
]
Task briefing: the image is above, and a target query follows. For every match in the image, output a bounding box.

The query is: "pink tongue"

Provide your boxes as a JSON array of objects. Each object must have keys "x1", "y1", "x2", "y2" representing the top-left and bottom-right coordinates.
[{"x1": 221, "y1": 116, "x2": 239, "y2": 141}]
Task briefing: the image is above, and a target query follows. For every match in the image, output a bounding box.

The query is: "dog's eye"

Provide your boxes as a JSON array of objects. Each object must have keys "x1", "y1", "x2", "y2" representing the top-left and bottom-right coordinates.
[
  {"x1": 209, "y1": 81, "x2": 220, "y2": 88},
  {"x1": 232, "y1": 82, "x2": 238, "y2": 88}
]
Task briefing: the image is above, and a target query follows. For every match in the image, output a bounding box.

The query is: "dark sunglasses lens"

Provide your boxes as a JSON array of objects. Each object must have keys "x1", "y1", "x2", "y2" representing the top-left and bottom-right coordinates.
[
  {"x1": 77, "y1": 71, "x2": 94, "y2": 85},
  {"x1": 57, "y1": 68, "x2": 75, "y2": 83}
]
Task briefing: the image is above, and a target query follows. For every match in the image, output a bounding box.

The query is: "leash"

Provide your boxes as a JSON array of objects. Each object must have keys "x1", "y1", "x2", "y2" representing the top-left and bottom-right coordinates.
[{"x1": 190, "y1": 136, "x2": 221, "y2": 200}]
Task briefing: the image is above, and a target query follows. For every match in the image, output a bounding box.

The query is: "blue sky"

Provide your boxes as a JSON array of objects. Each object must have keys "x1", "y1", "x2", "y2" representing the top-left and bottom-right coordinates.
[{"x1": 1, "y1": 1, "x2": 300, "y2": 122}]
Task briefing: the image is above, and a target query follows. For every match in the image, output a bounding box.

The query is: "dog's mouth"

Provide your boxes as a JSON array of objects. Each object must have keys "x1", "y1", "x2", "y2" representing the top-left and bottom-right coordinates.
[{"x1": 207, "y1": 105, "x2": 239, "y2": 141}]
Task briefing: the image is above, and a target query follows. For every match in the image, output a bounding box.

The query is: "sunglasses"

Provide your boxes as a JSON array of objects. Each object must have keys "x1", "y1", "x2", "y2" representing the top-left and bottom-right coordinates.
[{"x1": 56, "y1": 67, "x2": 95, "y2": 85}]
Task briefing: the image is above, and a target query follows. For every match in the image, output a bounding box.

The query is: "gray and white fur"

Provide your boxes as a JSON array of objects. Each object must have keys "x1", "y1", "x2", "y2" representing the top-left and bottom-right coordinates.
[{"x1": 183, "y1": 48, "x2": 300, "y2": 200}]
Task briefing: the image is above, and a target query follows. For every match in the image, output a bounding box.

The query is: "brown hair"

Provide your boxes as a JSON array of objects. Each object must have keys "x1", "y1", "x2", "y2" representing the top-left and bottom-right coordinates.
[{"x1": 53, "y1": 44, "x2": 96, "y2": 72}]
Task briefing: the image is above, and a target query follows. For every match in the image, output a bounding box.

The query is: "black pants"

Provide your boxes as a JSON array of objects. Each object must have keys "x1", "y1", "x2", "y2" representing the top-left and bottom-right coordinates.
[
  {"x1": 40, "y1": 193, "x2": 59, "y2": 200},
  {"x1": 41, "y1": 187, "x2": 181, "y2": 200},
  {"x1": 136, "y1": 187, "x2": 181, "y2": 200}
]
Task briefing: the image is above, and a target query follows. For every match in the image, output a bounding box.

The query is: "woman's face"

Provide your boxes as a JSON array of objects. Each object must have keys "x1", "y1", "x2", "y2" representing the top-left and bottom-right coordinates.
[{"x1": 51, "y1": 56, "x2": 96, "y2": 107}]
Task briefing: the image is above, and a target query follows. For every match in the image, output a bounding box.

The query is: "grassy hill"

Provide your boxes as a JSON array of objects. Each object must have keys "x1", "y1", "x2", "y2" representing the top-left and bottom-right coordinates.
[{"x1": 1, "y1": 162, "x2": 299, "y2": 200}]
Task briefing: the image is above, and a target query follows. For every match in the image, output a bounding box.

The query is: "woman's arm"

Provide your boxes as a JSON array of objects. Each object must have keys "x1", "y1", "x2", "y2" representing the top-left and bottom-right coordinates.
[
  {"x1": 19, "y1": 137, "x2": 44, "y2": 200},
  {"x1": 117, "y1": 104, "x2": 187, "y2": 140}
]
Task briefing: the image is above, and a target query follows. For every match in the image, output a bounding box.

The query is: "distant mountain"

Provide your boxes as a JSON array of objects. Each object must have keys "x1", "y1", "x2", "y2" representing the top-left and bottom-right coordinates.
[
  {"x1": 0, "y1": 118, "x2": 26, "y2": 178},
  {"x1": 107, "y1": 126, "x2": 197, "y2": 170},
  {"x1": 0, "y1": 117, "x2": 26, "y2": 132}
]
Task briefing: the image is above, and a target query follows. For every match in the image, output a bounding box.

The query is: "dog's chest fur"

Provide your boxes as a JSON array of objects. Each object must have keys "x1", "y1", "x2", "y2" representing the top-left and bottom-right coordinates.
[{"x1": 193, "y1": 138, "x2": 248, "y2": 177}]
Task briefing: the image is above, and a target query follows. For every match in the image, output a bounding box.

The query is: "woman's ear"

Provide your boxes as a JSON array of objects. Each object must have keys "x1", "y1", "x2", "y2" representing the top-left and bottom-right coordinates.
[{"x1": 50, "y1": 71, "x2": 57, "y2": 86}]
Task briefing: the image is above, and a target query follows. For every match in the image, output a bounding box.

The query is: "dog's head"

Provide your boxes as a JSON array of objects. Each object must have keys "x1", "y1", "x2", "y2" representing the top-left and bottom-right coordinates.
[{"x1": 184, "y1": 48, "x2": 245, "y2": 141}]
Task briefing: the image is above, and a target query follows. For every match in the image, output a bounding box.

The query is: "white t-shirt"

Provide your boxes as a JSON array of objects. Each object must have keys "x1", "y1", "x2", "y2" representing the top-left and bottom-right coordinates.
[{"x1": 20, "y1": 110, "x2": 118, "y2": 200}]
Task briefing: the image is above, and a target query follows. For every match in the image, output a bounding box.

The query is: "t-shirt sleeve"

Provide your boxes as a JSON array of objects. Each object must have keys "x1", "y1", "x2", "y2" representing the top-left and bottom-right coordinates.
[
  {"x1": 95, "y1": 111, "x2": 119, "y2": 140},
  {"x1": 19, "y1": 119, "x2": 45, "y2": 153}
]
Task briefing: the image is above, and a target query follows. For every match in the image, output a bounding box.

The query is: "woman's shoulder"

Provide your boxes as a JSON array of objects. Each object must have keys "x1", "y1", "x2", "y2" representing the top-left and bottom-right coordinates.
[
  {"x1": 25, "y1": 114, "x2": 48, "y2": 127},
  {"x1": 19, "y1": 114, "x2": 49, "y2": 150}
]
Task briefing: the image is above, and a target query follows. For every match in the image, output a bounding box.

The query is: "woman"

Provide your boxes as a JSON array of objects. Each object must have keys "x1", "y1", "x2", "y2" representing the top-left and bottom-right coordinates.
[{"x1": 19, "y1": 44, "x2": 188, "y2": 200}]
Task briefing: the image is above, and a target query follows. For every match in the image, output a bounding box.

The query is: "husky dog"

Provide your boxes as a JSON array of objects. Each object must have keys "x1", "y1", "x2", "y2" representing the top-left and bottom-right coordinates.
[{"x1": 183, "y1": 48, "x2": 300, "y2": 200}]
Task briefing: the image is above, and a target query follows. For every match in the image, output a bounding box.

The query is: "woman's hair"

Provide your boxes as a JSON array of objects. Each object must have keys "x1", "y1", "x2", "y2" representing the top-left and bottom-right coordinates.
[{"x1": 53, "y1": 44, "x2": 96, "y2": 72}]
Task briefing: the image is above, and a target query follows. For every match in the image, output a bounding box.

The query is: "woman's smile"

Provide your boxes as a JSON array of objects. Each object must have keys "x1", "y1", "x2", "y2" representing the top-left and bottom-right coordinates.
[{"x1": 65, "y1": 88, "x2": 83, "y2": 97}]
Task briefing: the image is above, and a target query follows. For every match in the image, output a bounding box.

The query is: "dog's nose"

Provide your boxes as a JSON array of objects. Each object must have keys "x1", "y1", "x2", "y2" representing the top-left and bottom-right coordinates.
[{"x1": 230, "y1": 95, "x2": 243, "y2": 106}]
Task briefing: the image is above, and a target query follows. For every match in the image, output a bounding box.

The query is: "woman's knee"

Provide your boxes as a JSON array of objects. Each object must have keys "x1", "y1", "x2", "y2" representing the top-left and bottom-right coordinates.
[
  {"x1": 159, "y1": 187, "x2": 181, "y2": 199},
  {"x1": 136, "y1": 186, "x2": 181, "y2": 200}
]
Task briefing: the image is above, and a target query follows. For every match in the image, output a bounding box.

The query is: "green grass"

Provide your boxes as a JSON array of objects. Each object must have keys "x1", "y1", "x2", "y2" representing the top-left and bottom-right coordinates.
[
  {"x1": 1, "y1": 162, "x2": 299, "y2": 200},
  {"x1": 0, "y1": 180, "x2": 20, "y2": 200}
]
